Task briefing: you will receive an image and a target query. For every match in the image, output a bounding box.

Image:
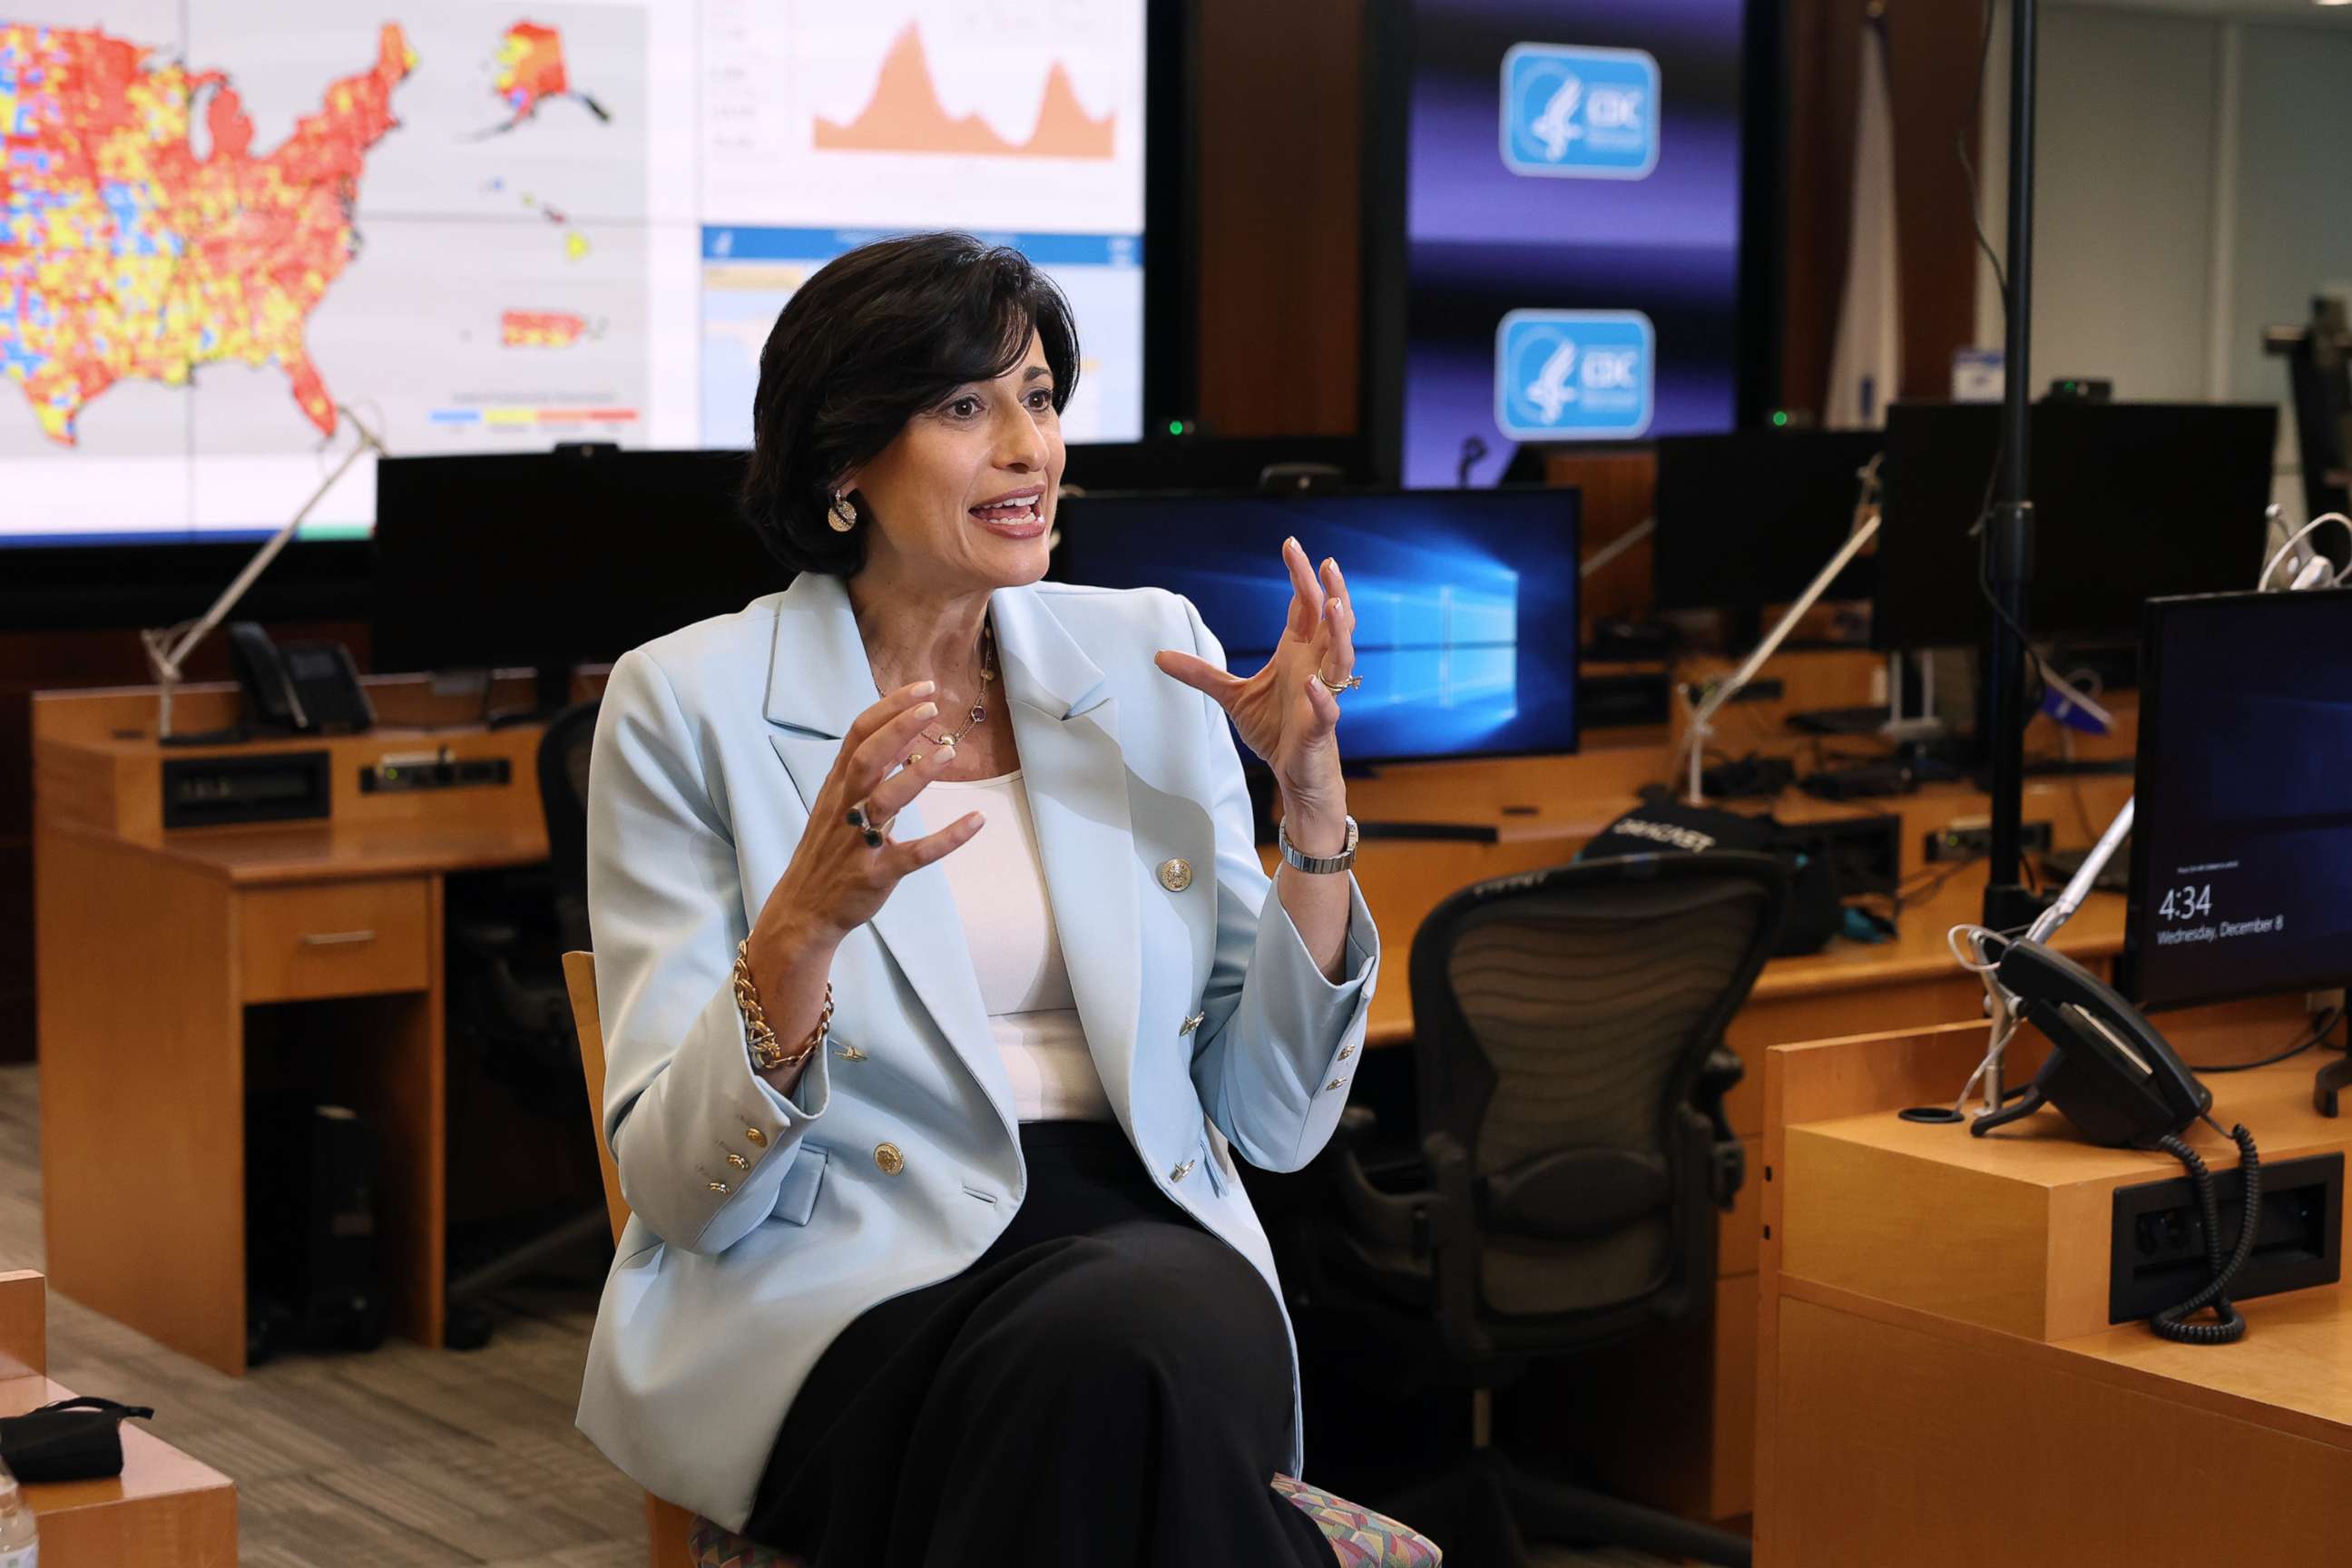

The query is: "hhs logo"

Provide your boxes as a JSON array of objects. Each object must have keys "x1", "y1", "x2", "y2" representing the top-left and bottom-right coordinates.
[
  {"x1": 1494, "y1": 310, "x2": 1655, "y2": 440},
  {"x1": 1502, "y1": 44, "x2": 1660, "y2": 179}
]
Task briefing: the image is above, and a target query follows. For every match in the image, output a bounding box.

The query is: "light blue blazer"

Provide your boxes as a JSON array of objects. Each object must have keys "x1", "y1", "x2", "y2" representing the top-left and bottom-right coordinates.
[{"x1": 575, "y1": 570, "x2": 1381, "y2": 1530}]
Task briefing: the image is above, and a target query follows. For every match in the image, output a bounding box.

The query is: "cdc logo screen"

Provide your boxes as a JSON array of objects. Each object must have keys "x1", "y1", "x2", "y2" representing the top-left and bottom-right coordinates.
[
  {"x1": 1494, "y1": 310, "x2": 1655, "y2": 441},
  {"x1": 1500, "y1": 43, "x2": 1660, "y2": 180}
]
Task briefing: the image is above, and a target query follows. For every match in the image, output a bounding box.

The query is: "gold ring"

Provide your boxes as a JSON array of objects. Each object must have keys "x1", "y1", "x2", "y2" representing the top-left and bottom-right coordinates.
[{"x1": 1317, "y1": 672, "x2": 1363, "y2": 694}]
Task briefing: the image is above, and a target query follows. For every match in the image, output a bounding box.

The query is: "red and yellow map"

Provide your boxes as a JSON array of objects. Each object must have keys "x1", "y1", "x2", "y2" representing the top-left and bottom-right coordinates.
[
  {"x1": 0, "y1": 22, "x2": 414, "y2": 446},
  {"x1": 492, "y1": 22, "x2": 569, "y2": 125},
  {"x1": 499, "y1": 308, "x2": 587, "y2": 348}
]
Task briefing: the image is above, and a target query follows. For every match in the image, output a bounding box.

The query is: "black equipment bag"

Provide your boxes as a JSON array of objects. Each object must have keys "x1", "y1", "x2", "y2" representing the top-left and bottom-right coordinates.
[
  {"x1": 1583, "y1": 794, "x2": 1842, "y2": 956},
  {"x1": 0, "y1": 1396, "x2": 153, "y2": 1483}
]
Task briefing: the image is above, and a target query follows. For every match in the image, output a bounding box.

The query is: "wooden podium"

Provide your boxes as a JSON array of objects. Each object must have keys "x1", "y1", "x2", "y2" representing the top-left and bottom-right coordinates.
[{"x1": 1759, "y1": 1018, "x2": 2352, "y2": 1565}]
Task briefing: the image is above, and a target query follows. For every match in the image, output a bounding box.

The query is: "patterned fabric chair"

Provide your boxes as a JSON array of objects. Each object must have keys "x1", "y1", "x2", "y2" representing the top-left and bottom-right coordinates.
[
  {"x1": 563, "y1": 953, "x2": 1441, "y2": 1568},
  {"x1": 687, "y1": 1479, "x2": 1440, "y2": 1567}
]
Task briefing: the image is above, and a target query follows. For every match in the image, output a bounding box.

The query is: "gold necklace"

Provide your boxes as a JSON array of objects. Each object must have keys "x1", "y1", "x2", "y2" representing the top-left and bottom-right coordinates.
[{"x1": 918, "y1": 619, "x2": 996, "y2": 751}]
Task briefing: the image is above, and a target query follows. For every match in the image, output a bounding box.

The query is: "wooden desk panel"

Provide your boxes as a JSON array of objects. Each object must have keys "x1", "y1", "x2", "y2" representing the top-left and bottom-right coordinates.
[
  {"x1": 0, "y1": 1270, "x2": 43, "y2": 1378},
  {"x1": 38, "y1": 828, "x2": 246, "y2": 1374},
  {"x1": 1771, "y1": 1288, "x2": 2352, "y2": 1568}
]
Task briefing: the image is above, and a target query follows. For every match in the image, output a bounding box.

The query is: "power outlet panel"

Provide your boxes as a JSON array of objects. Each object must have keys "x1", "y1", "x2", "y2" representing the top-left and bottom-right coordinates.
[{"x1": 2109, "y1": 1152, "x2": 2344, "y2": 1326}]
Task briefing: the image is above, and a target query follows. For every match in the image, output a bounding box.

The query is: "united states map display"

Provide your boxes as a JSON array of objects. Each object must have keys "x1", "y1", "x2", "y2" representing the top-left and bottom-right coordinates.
[{"x1": 0, "y1": 22, "x2": 414, "y2": 446}]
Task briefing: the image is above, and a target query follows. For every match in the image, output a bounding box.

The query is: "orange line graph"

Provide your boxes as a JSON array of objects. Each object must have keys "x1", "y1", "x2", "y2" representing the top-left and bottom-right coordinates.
[{"x1": 814, "y1": 24, "x2": 1112, "y2": 160}]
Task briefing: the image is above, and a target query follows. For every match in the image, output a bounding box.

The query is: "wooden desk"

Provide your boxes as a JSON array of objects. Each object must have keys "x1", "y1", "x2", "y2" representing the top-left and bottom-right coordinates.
[
  {"x1": 0, "y1": 1271, "x2": 236, "y2": 1564},
  {"x1": 1759, "y1": 1024, "x2": 2350, "y2": 1565},
  {"x1": 33, "y1": 673, "x2": 585, "y2": 1374}
]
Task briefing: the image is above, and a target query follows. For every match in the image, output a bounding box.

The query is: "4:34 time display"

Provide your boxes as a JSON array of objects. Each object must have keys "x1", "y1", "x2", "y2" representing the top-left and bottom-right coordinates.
[{"x1": 2157, "y1": 884, "x2": 2212, "y2": 921}]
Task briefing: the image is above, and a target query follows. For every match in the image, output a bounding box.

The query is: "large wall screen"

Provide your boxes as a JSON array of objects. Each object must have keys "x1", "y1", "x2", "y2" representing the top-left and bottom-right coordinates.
[{"x1": 0, "y1": 0, "x2": 1149, "y2": 544}]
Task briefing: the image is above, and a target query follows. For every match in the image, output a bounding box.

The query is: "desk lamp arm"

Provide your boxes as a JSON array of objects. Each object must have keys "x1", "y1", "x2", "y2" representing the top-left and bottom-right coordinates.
[
  {"x1": 140, "y1": 407, "x2": 387, "y2": 739},
  {"x1": 1681, "y1": 512, "x2": 1879, "y2": 807}
]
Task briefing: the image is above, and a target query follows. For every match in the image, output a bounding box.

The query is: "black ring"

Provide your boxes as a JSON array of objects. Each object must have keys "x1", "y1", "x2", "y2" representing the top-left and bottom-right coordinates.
[
  {"x1": 861, "y1": 828, "x2": 886, "y2": 849},
  {"x1": 845, "y1": 804, "x2": 869, "y2": 830}
]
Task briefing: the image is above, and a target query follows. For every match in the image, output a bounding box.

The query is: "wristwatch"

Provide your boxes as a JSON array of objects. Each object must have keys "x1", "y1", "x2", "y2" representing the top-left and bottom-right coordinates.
[{"x1": 1278, "y1": 815, "x2": 1359, "y2": 874}]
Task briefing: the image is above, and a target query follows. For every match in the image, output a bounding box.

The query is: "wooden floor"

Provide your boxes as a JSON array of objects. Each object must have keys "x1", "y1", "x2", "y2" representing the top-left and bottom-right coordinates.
[{"x1": 0, "y1": 1063, "x2": 1663, "y2": 1566}]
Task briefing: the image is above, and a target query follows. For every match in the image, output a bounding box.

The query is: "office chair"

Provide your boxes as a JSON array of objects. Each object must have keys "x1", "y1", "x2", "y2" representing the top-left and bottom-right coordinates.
[
  {"x1": 1306, "y1": 851, "x2": 1786, "y2": 1568},
  {"x1": 560, "y1": 949, "x2": 1443, "y2": 1568},
  {"x1": 442, "y1": 701, "x2": 610, "y2": 1348}
]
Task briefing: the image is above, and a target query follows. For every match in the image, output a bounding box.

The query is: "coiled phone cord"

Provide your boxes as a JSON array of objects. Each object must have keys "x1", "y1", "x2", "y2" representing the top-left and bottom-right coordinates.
[{"x1": 2150, "y1": 1124, "x2": 2261, "y2": 1346}]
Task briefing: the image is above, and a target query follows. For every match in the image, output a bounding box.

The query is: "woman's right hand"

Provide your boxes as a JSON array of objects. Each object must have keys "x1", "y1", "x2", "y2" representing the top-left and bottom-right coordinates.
[{"x1": 749, "y1": 681, "x2": 985, "y2": 970}]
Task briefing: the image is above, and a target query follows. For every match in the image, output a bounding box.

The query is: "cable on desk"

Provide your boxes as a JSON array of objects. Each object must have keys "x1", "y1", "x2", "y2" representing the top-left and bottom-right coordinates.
[
  {"x1": 1896, "y1": 853, "x2": 1982, "y2": 920},
  {"x1": 2189, "y1": 1006, "x2": 2345, "y2": 1074},
  {"x1": 2150, "y1": 1124, "x2": 2260, "y2": 1346}
]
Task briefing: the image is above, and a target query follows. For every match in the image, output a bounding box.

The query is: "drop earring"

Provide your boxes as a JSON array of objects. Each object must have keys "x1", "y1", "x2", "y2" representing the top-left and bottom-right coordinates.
[{"x1": 828, "y1": 491, "x2": 858, "y2": 533}]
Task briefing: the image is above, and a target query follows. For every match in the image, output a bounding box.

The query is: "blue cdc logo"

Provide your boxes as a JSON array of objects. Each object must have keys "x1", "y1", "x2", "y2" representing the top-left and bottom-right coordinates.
[
  {"x1": 1494, "y1": 310, "x2": 1655, "y2": 440},
  {"x1": 1501, "y1": 43, "x2": 1660, "y2": 180}
]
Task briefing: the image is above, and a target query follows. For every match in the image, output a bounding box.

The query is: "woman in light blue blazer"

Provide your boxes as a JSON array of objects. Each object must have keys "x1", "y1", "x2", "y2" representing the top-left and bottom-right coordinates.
[{"x1": 578, "y1": 232, "x2": 1380, "y2": 1564}]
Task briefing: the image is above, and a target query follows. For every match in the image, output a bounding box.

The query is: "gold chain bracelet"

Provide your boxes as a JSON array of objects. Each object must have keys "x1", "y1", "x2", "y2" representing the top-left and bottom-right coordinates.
[{"x1": 734, "y1": 937, "x2": 831, "y2": 1073}]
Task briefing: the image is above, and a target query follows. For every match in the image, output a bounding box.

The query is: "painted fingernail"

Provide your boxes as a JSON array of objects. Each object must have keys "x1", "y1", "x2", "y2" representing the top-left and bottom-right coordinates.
[
  {"x1": 935, "y1": 743, "x2": 956, "y2": 763},
  {"x1": 913, "y1": 681, "x2": 937, "y2": 696},
  {"x1": 919, "y1": 701, "x2": 939, "y2": 719}
]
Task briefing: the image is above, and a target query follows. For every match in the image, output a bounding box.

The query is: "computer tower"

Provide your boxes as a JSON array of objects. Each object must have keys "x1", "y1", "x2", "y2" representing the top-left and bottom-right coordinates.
[{"x1": 246, "y1": 1099, "x2": 387, "y2": 1363}]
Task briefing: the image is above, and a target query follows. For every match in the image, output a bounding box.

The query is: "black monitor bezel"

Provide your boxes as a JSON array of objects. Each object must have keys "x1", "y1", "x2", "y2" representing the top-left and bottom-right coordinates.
[
  {"x1": 1051, "y1": 483, "x2": 1581, "y2": 768},
  {"x1": 1651, "y1": 427, "x2": 1885, "y2": 614},
  {"x1": 2118, "y1": 585, "x2": 2352, "y2": 1011},
  {"x1": 1872, "y1": 399, "x2": 2280, "y2": 653}
]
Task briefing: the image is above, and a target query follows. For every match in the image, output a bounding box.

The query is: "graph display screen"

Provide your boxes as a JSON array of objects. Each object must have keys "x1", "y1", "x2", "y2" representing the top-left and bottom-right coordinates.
[
  {"x1": 1, "y1": 0, "x2": 1148, "y2": 546},
  {"x1": 1054, "y1": 488, "x2": 1580, "y2": 765},
  {"x1": 2121, "y1": 588, "x2": 2352, "y2": 1010},
  {"x1": 1386, "y1": 0, "x2": 1749, "y2": 486}
]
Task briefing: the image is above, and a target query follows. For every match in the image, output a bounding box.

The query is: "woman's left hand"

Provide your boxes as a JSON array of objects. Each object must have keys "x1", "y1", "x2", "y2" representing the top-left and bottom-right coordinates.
[{"x1": 1155, "y1": 537, "x2": 1355, "y2": 833}]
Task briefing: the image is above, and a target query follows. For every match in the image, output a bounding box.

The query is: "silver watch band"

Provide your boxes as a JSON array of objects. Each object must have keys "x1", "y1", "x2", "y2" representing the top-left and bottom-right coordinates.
[{"x1": 1278, "y1": 815, "x2": 1359, "y2": 874}]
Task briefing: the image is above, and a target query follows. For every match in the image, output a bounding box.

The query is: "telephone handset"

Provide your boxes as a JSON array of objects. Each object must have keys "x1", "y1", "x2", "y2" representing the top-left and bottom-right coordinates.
[
  {"x1": 1971, "y1": 939, "x2": 2211, "y2": 1148},
  {"x1": 228, "y1": 622, "x2": 374, "y2": 737}
]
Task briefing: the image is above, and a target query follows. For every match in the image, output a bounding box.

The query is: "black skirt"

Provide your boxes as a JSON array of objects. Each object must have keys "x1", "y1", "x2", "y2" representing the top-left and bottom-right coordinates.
[{"x1": 741, "y1": 1120, "x2": 1335, "y2": 1567}]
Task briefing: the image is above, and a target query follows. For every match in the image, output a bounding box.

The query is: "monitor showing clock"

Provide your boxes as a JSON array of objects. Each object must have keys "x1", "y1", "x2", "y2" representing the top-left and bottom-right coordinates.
[{"x1": 2119, "y1": 586, "x2": 2352, "y2": 1010}]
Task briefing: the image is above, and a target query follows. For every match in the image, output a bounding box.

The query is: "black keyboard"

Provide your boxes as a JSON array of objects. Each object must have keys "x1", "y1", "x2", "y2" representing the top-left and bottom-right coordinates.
[
  {"x1": 2021, "y1": 756, "x2": 2134, "y2": 778},
  {"x1": 1787, "y1": 704, "x2": 1891, "y2": 737}
]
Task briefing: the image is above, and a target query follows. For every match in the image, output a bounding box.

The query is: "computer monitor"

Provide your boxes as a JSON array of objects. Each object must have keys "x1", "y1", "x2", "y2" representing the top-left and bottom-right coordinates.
[
  {"x1": 1875, "y1": 402, "x2": 2278, "y2": 651},
  {"x1": 1053, "y1": 489, "x2": 1579, "y2": 765},
  {"x1": 1652, "y1": 430, "x2": 1884, "y2": 616},
  {"x1": 2117, "y1": 587, "x2": 2352, "y2": 1010},
  {"x1": 373, "y1": 449, "x2": 786, "y2": 678}
]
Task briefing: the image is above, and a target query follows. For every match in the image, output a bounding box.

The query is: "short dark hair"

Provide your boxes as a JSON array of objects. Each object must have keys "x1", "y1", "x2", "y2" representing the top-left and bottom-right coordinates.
[{"x1": 740, "y1": 232, "x2": 1082, "y2": 577}]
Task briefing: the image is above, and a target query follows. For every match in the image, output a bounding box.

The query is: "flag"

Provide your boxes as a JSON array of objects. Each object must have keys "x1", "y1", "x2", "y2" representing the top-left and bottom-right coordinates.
[{"x1": 1825, "y1": 15, "x2": 1901, "y2": 430}]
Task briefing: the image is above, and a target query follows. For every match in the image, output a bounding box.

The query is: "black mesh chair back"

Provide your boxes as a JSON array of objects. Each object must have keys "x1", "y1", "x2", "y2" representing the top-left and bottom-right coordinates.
[
  {"x1": 538, "y1": 700, "x2": 601, "y2": 954},
  {"x1": 1406, "y1": 850, "x2": 1785, "y2": 1356}
]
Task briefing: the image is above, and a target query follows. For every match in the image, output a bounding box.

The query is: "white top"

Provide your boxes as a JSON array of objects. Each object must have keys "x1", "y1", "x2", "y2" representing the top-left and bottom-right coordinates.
[{"x1": 925, "y1": 771, "x2": 1114, "y2": 1122}]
